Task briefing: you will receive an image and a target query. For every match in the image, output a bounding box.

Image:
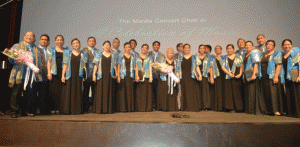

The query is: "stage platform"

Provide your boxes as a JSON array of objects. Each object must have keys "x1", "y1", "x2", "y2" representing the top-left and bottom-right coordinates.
[{"x1": 1, "y1": 111, "x2": 300, "y2": 146}]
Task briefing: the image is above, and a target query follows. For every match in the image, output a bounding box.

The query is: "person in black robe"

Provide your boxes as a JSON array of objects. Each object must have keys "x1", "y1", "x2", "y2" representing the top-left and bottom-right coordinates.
[
  {"x1": 221, "y1": 44, "x2": 244, "y2": 112},
  {"x1": 92, "y1": 41, "x2": 115, "y2": 114},
  {"x1": 61, "y1": 38, "x2": 86, "y2": 115},
  {"x1": 180, "y1": 44, "x2": 200, "y2": 111},
  {"x1": 116, "y1": 42, "x2": 135, "y2": 112}
]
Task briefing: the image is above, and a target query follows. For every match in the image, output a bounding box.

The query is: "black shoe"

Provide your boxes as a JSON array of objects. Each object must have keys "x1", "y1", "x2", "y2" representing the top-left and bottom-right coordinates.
[{"x1": 10, "y1": 112, "x2": 19, "y2": 118}]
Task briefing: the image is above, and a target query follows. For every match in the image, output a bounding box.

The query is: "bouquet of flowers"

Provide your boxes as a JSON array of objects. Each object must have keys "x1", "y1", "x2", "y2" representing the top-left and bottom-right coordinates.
[
  {"x1": 2, "y1": 48, "x2": 40, "y2": 73},
  {"x1": 152, "y1": 62, "x2": 179, "y2": 95}
]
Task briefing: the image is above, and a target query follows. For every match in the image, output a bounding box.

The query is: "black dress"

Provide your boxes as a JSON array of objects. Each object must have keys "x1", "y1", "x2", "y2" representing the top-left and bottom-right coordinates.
[
  {"x1": 135, "y1": 58, "x2": 152, "y2": 112},
  {"x1": 198, "y1": 58, "x2": 211, "y2": 110},
  {"x1": 181, "y1": 57, "x2": 199, "y2": 111},
  {"x1": 260, "y1": 54, "x2": 283, "y2": 114},
  {"x1": 50, "y1": 51, "x2": 63, "y2": 111},
  {"x1": 224, "y1": 57, "x2": 243, "y2": 111},
  {"x1": 93, "y1": 55, "x2": 114, "y2": 114},
  {"x1": 214, "y1": 58, "x2": 225, "y2": 111},
  {"x1": 243, "y1": 56, "x2": 266, "y2": 114},
  {"x1": 158, "y1": 60, "x2": 179, "y2": 111},
  {"x1": 61, "y1": 53, "x2": 83, "y2": 115},
  {"x1": 282, "y1": 57, "x2": 299, "y2": 117},
  {"x1": 116, "y1": 56, "x2": 134, "y2": 112}
]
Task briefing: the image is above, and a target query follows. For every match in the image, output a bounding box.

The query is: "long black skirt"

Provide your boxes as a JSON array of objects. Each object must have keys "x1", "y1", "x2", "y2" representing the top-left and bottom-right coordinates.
[
  {"x1": 294, "y1": 82, "x2": 300, "y2": 118},
  {"x1": 181, "y1": 78, "x2": 199, "y2": 111},
  {"x1": 116, "y1": 76, "x2": 134, "y2": 112},
  {"x1": 261, "y1": 79, "x2": 283, "y2": 114},
  {"x1": 214, "y1": 76, "x2": 225, "y2": 111},
  {"x1": 61, "y1": 77, "x2": 83, "y2": 115},
  {"x1": 199, "y1": 77, "x2": 211, "y2": 110},
  {"x1": 244, "y1": 79, "x2": 266, "y2": 115},
  {"x1": 135, "y1": 79, "x2": 152, "y2": 112},
  {"x1": 157, "y1": 80, "x2": 179, "y2": 111},
  {"x1": 224, "y1": 78, "x2": 243, "y2": 111},
  {"x1": 284, "y1": 80, "x2": 297, "y2": 116},
  {"x1": 93, "y1": 78, "x2": 114, "y2": 114}
]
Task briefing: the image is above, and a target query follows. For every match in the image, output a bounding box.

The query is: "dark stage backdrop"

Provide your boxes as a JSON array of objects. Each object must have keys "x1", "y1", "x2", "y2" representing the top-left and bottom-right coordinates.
[
  {"x1": 0, "y1": 0, "x2": 23, "y2": 112},
  {"x1": 19, "y1": 0, "x2": 300, "y2": 54}
]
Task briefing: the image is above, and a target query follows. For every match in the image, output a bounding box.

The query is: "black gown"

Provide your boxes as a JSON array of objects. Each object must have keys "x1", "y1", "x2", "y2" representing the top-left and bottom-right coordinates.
[
  {"x1": 93, "y1": 55, "x2": 114, "y2": 114},
  {"x1": 181, "y1": 57, "x2": 199, "y2": 111},
  {"x1": 214, "y1": 58, "x2": 225, "y2": 111},
  {"x1": 61, "y1": 53, "x2": 83, "y2": 115},
  {"x1": 158, "y1": 60, "x2": 178, "y2": 111},
  {"x1": 282, "y1": 57, "x2": 300, "y2": 117},
  {"x1": 243, "y1": 56, "x2": 266, "y2": 114},
  {"x1": 116, "y1": 56, "x2": 134, "y2": 112},
  {"x1": 260, "y1": 55, "x2": 283, "y2": 114},
  {"x1": 135, "y1": 58, "x2": 152, "y2": 112},
  {"x1": 198, "y1": 58, "x2": 211, "y2": 110},
  {"x1": 50, "y1": 51, "x2": 63, "y2": 112},
  {"x1": 224, "y1": 57, "x2": 243, "y2": 111}
]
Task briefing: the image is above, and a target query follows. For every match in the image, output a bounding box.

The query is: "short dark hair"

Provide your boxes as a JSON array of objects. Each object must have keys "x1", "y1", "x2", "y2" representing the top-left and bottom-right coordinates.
[
  {"x1": 152, "y1": 41, "x2": 160, "y2": 46},
  {"x1": 129, "y1": 39, "x2": 137, "y2": 45},
  {"x1": 198, "y1": 44, "x2": 206, "y2": 49},
  {"x1": 55, "y1": 35, "x2": 64, "y2": 41},
  {"x1": 205, "y1": 45, "x2": 212, "y2": 52},
  {"x1": 124, "y1": 42, "x2": 130, "y2": 47},
  {"x1": 103, "y1": 40, "x2": 111, "y2": 46},
  {"x1": 245, "y1": 41, "x2": 254, "y2": 46},
  {"x1": 281, "y1": 39, "x2": 292, "y2": 46},
  {"x1": 87, "y1": 37, "x2": 96, "y2": 42},
  {"x1": 176, "y1": 43, "x2": 183, "y2": 48},
  {"x1": 71, "y1": 38, "x2": 80, "y2": 44},
  {"x1": 141, "y1": 44, "x2": 149, "y2": 49},
  {"x1": 114, "y1": 38, "x2": 120, "y2": 42},
  {"x1": 226, "y1": 44, "x2": 235, "y2": 50},
  {"x1": 256, "y1": 34, "x2": 265, "y2": 40},
  {"x1": 237, "y1": 38, "x2": 245, "y2": 44},
  {"x1": 40, "y1": 34, "x2": 50, "y2": 41},
  {"x1": 266, "y1": 40, "x2": 276, "y2": 47},
  {"x1": 183, "y1": 44, "x2": 190, "y2": 48},
  {"x1": 215, "y1": 45, "x2": 222, "y2": 50}
]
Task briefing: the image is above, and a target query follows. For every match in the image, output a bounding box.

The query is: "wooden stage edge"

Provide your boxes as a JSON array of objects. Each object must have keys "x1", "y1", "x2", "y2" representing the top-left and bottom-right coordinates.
[
  {"x1": 1, "y1": 111, "x2": 300, "y2": 146},
  {"x1": 1, "y1": 111, "x2": 300, "y2": 124}
]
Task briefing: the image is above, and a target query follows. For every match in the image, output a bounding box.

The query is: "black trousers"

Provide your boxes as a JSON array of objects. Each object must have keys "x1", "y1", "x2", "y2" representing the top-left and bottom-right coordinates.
[
  {"x1": 83, "y1": 78, "x2": 96, "y2": 113},
  {"x1": 36, "y1": 81, "x2": 50, "y2": 114},
  {"x1": 24, "y1": 82, "x2": 38, "y2": 114},
  {"x1": 10, "y1": 83, "x2": 26, "y2": 114}
]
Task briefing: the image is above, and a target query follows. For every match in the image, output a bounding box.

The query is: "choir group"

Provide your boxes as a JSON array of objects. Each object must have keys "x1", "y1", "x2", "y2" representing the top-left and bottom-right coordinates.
[{"x1": 6, "y1": 31, "x2": 300, "y2": 118}]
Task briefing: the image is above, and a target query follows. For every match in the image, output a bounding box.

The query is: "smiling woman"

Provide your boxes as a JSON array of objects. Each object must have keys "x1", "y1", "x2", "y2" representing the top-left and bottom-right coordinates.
[{"x1": 60, "y1": 38, "x2": 87, "y2": 115}]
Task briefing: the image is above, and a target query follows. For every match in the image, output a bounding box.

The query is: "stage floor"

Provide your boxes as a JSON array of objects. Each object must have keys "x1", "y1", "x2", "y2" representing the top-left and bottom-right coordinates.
[{"x1": 1, "y1": 111, "x2": 300, "y2": 124}]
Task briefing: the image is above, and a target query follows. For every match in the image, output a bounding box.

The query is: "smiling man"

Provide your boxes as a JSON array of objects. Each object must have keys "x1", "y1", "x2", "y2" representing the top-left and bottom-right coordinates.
[{"x1": 7, "y1": 31, "x2": 44, "y2": 118}]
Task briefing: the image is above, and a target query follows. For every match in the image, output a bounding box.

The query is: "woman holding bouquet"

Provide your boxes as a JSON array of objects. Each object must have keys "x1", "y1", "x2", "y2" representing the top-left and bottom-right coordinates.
[
  {"x1": 281, "y1": 39, "x2": 300, "y2": 118},
  {"x1": 134, "y1": 44, "x2": 153, "y2": 112},
  {"x1": 47, "y1": 35, "x2": 69, "y2": 114},
  {"x1": 260, "y1": 40, "x2": 284, "y2": 116},
  {"x1": 180, "y1": 44, "x2": 200, "y2": 111},
  {"x1": 61, "y1": 38, "x2": 87, "y2": 115},
  {"x1": 157, "y1": 48, "x2": 180, "y2": 111},
  {"x1": 116, "y1": 42, "x2": 136, "y2": 112},
  {"x1": 92, "y1": 41, "x2": 116, "y2": 114},
  {"x1": 243, "y1": 41, "x2": 266, "y2": 115},
  {"x1": 221, "y1": 44, "x2": 244, "y2": 112}
]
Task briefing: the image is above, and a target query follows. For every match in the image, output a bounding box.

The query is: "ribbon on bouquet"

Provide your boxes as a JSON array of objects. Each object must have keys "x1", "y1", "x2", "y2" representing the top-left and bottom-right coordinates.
[
  {"x1": 167, "y1": 70, "x2": 179, "y2": 95},
  {"x1": 2, "y1": 48, "x2": 40, "y2": 90},
  {"x1": 153, "y1": 62, "x2": 179, "y2": 95}
]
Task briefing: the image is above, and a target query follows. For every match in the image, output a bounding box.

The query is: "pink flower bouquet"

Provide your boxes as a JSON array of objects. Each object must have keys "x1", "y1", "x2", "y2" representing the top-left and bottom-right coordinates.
[{"x1": 2, "y1": 48, "x2": 40, "y2": 73}]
